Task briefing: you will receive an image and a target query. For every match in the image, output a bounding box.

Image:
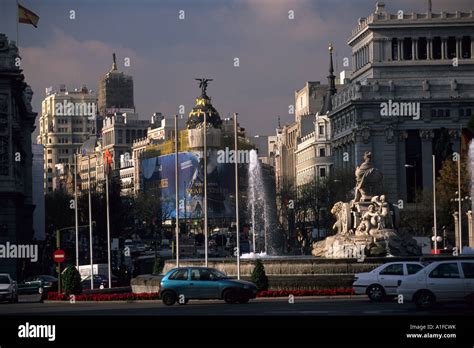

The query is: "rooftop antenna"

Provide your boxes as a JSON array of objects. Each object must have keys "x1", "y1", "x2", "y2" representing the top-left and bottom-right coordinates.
[{"x1": 277, "y1": 115, "x2": 281, "y2": 128}]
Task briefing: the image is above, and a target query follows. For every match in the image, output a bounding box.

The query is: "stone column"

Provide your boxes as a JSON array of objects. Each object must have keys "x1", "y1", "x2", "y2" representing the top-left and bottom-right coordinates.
[
  {"x1": 441, "y1": 38, "x2": 447, "y2": 60},
  {"x1": 398, "y1": 131, "x2": 408, "y2": 203},
  {"x1": 412, "y1": 39, "x2": 416, "y2": 60},
  {"x1": 449, "y1": 129, "x2": 461, "y2": 154},
  {"x1": 352, "y1": 54, "x2": 356, "y2": 70},
  {"x1": 427, "y1": 38, "x2": 432, "y2": 60},
  {"x1": 453, "y1": 212, "x2": 460, "y2": 251},
  {"x1": 456, "y1": 38, "x2": 461, "y2": 59},
  {"x1": 471, "y1": 36, "x2": 474, "y2": 59},
  {"x1": 420, "y1": 130, "x2": 434, "y2": 191},
  {"x1": 399, "y1": 39, "x2": 403, "y2": 60},
  {"x1": 467, "y1": 210, "x2": 474, "y2": 248}
]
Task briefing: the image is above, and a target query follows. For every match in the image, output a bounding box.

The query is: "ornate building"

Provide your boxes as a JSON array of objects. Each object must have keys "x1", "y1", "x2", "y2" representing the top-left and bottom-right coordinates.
[
  {"x1": 98, "y1": 53, "x2": 134, "y2": 117},
  {"x1": 36, "y1": 85, "x2": 96, "y2": 192},
  {"x1": 0, "y1": 35, "x2": 37, "y2": 277},
  {"x1": 329, "y1": 2, "x2": 474, "y2": 203}
]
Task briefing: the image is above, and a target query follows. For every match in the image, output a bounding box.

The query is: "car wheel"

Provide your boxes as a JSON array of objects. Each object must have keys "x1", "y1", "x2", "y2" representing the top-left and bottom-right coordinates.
[
  {"x1": 223, "y1": 289, "x2": 238, "y2": 304},
  {"x1": 161, "y1": 291, "x2": 177, "y2": 306},
  {"x1": 367, "y1": 284, "x2": 385, "y2": 302},
  {"x1": 414, "y1": 290, "x2": 435, "y2": 310}
]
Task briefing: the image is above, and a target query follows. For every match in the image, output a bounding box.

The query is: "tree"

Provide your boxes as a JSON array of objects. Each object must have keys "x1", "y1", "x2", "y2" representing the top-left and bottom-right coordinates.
[
  {"x1": 275, "y1": 180, "x2": 296, "y2": 253},
  {"x1": 152, "y1": 257, "x2": 164, "y2": 275},
  {"x1": 45, "y1": 190, "x2": 74, "y2": 235},
  {"x1": 250, "y1": 259, "x2": 268, "y2": 291},
  {"x1": 62, "y1": 266, "x2": 82, "y2": 296},
  {"x1": 435, "y1": 155, "x2": 470, "y2": 240}
]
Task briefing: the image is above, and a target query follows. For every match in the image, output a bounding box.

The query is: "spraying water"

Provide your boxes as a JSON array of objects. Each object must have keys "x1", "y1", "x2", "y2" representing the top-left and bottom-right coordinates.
[
  {"x1": 467, "y1": 141, "x2": 474, "y2": 254},
  {"x1": 248, "y1": 150, "x2": 268, "y2": 254}
]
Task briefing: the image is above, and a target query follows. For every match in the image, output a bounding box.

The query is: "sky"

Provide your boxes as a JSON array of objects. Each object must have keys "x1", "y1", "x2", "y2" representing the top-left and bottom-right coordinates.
[{"x1": 1, "y1": 0, "x2": 473, "y2": 139}]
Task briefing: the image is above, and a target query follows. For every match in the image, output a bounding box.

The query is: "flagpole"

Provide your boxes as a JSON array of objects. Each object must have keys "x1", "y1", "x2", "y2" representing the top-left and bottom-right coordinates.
[
  {"x1": 105, "y1": 154, "x2": 111, "y2": 288},
  {"x1": 175, "y1": 115, "x2": 180, "y2": 267},
  {"x1": 88, "y1": 155, "x2": 94, "y2": 290},
  {"x1": 74, "y1": 152, "x2": 79, "y2": 269},
  {"x1": 234, "y1": 113, "x2": 240, "y2": 280},
  {"x1": 204, "y1": 109, "x2": 208, "y2": 267}
]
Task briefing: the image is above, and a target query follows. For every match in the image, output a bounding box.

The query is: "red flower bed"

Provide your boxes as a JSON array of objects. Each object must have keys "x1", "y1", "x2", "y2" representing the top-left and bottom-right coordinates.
[
  {"x1": 47, "y1": 292, "x2": 160, "y2": 301},
  {"x1": 47, "y1": 289, "x2": 355, "y2": 301},
  {"x1": 257, "y1": 288, "x2": 355, "y2": 297}
]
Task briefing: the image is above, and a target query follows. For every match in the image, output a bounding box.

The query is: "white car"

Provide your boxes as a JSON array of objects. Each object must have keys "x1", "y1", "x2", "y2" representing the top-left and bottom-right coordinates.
[
  {"x1": 397, "y1": 260, "x2": 474, "y2": 309},
  {"x1": 0, "y1": 273, "x2": 18, "y2": 303},
  {"x1": 353, "y1": 262, "x2": 425, "y2": 301}
]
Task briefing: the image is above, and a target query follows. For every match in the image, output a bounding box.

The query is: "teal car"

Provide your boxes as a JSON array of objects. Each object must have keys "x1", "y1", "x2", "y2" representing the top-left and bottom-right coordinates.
[{"x1": 160, "y1": 267, "x2": 258, "y2": 306}]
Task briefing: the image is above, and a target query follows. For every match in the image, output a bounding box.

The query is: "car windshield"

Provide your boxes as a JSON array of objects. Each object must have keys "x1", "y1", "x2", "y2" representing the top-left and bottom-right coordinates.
[
  {"x1": 0, "y1": 276, "x2": 9, "y2": 284},
  {"x1": 210, "y1": 269, "x2": 228, "y2": 279}
]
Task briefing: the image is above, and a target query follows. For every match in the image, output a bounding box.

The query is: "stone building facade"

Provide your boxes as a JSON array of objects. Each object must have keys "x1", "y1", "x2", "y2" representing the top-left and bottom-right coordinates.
[
  {"x1": 98, "y1": 54, "x2": 134, "y2": 117},
  {"x1": 37, "y1": 85, "x2": 96, "y2": 193},
  {"x1": 329, "y1": 2, "x2": 474, "y2": 204},
  {"x1": 0, "y1": 35, "x2": 37, "y2": 277}
]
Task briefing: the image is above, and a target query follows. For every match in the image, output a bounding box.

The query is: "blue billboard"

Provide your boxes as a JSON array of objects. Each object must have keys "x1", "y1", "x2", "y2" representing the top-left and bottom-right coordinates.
[{"x1": 141, "y1": 151, "x2": 235, "y2": 220}]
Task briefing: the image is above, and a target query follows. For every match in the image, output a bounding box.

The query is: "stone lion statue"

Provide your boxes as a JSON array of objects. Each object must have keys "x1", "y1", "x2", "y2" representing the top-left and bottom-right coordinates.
[{"x1": 331, "y1": 202, "x2": 345, "y2": 235}]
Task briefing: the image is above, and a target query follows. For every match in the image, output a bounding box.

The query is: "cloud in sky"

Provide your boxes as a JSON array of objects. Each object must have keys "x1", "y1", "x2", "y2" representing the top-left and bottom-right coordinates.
[{"x1": 2, "y1": 0, "x2": 472, "y2": 138}]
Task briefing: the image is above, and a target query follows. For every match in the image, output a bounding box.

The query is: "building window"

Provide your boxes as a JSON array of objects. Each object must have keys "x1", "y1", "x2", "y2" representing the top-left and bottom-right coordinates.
[
  {"x1": 437, "y1": 110, "x2": 444, "y2": 118},
  {"x1": 319, "y1": 124, "x2": 325, "y2": 136},
  {"x1": 462, "y1": 36, "x2": 471, "y2": 59},
  {"x1": 467, "y1": 109, "x2": 472, "y2": 117},
  {"x1": 319, "y1": 148, "x2": 326, "y2": 157},
  {"x1": 433, "y1": 37, "x2": 442, "y2": 59},
  {"x1": 403, "y1": 38, "x2": 412, "y2": 60},
  {"x1": 48, "y1": 159, "x2": 52, "y2": 163},
  {"x1": 460, "y1": 109, "x2": 465, "y2": 117},
  {"x1": 47, "y1": 168, "x2": 52, "y2": 173},
  {"x1": 418, "y1": 37, "x2": 427, "y2": 60},
  {"x1": 319, "y1": 167, "x2": 326, "y2": 178},
  {"x1": 47, "y1": 149, "x2": 52, "y2": 154},
  {"x1": 445, "y1": 109, "x2": 450, "y2": 117},
  {"x1": 431, "y1": 109, "x2": 437, "y2": 118},
  {"x1": 447, "y1": 37, "x2": 457, "y2": 59},
  {"x1": 391, "y1": 38, "x2": 398, "y2": 60}
]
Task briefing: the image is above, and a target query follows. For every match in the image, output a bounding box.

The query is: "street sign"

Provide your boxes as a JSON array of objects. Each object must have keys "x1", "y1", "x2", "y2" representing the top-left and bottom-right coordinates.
[{"x1": 53, "y1": 249, "x2": 66, "y2": 263}]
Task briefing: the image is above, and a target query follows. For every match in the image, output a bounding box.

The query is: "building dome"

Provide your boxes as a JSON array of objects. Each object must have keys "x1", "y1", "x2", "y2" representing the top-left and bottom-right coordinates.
[{"x1": 186, "y1": 78, "x2": 222, "y2": 129}]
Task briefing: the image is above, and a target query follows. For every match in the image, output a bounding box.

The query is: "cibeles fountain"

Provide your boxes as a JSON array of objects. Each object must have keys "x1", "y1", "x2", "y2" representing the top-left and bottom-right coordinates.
[{"x1": 312, "y1": 151, "x2": 421, "y2": 258}]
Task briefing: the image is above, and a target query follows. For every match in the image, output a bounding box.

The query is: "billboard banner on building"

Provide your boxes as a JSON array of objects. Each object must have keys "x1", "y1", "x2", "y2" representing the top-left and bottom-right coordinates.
[{"x1": 141, "y1": 151, "x2": 235, "y2": 220}]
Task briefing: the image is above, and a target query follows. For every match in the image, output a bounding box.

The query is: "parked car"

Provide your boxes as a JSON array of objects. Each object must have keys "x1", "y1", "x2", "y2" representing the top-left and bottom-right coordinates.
[
  {"x1": 353, "y1": 261, "x2": 425, "y2": 301},
  {"x1": 18, "y1": 275, "x2": 58, "y2": 294},
  {"x1": 81, "y1": 274, "x2": 119, "y2": 289},
  {"x1": 0, "y1": 273, "x2": 18, "y2": 303},
  {"x1": 397, "y1": 260, "x2": 474, "y2": 309},
  {"x1": 160, "y1": 267, "x2": 257, "y2": 306}
]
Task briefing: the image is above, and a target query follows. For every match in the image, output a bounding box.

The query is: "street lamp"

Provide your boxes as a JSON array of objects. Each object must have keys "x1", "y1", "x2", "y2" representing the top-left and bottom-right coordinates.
[{"x1": 405, "y1": 162, "x2": 417, "y2": 232}]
